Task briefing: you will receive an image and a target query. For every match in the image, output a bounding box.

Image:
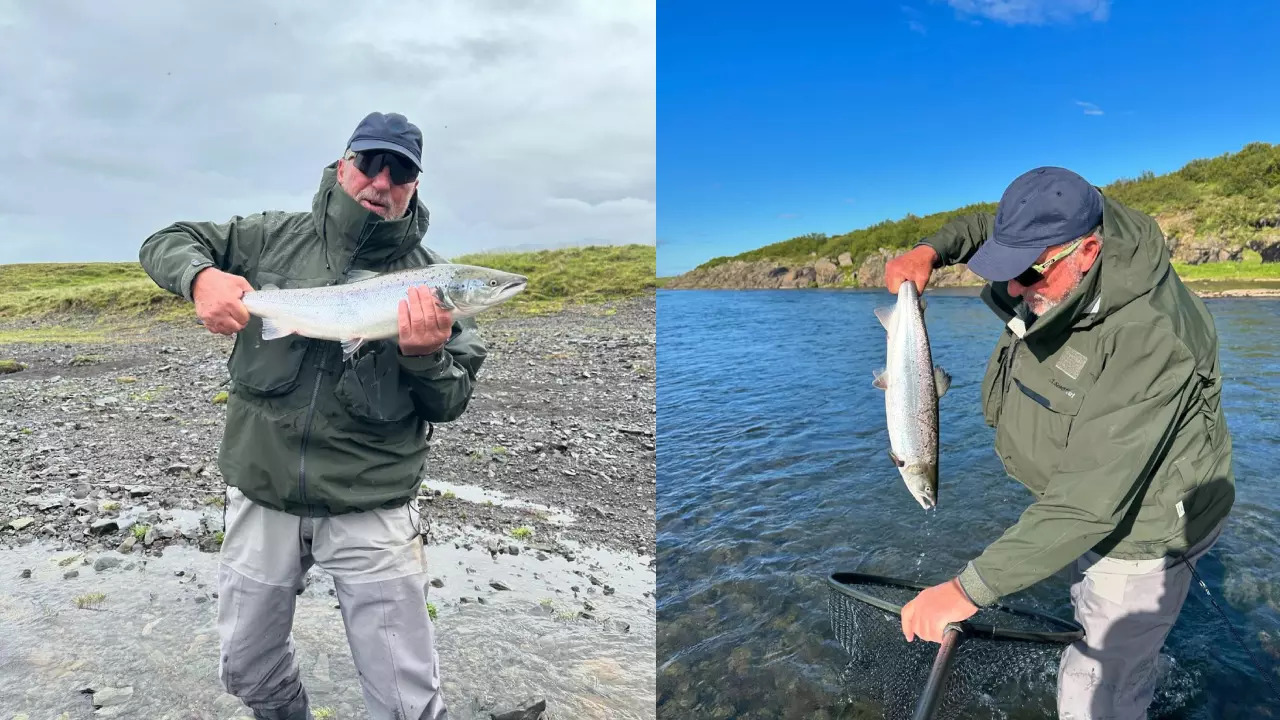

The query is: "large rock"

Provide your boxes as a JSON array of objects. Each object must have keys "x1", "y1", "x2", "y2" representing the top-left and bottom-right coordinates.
[
  {"x1": 781, "y1": 266, "x2": 817, "y2": 288},
  {"x1": 813, "y1": 258, "x2": 842, "y2": 285},
  {"x1": 837, "y1": 252, "x2": 854, "y2": 267},
  {"x1": 857, "y1": 248, "x2": 983, "y2": 289},
  {"x1": 1249, "y1": 238, "x2": 1280, "y2": 263},
  {"x1": 1173, "y1": 241, "x2": 1243, "y2": 265}
]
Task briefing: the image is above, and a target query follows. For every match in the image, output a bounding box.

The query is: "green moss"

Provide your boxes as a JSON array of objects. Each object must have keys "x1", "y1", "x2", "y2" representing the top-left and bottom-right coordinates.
[{"x1": 74, "y1": 592, "x2": 106, "y2": 609}]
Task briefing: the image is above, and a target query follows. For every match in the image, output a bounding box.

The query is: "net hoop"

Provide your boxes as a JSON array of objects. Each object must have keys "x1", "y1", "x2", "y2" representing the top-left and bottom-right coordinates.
[{"x1": 828, "y1": 571, "x2": 1084, "y2": 644}]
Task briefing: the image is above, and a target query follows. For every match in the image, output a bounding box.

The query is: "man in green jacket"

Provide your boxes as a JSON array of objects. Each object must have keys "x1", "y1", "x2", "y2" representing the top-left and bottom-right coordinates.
[
  {"x1": 139, "y1": 112, "x2": 496, "y2": 720},
  {"x1": 889, "y1": 167, "x2": 1234, "y2": 718}
]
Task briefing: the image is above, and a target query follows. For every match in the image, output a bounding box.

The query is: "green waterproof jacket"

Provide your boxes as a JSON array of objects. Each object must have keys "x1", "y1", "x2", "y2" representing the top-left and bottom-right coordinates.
[
  {"x1": 139, "y1": 163, "x2": 486, "y2": 516},
  {"x1": 918, "y1": 193, "x2": 1235, "y2": 607}
]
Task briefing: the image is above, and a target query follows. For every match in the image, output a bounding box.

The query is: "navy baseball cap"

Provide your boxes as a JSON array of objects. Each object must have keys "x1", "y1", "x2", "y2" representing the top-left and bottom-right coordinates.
[
  {"x1": 346, "y1": 112, "x2": 423, "y2": 170},
  {"x1": 967, "y1": 166, "x2": 1104, "y2": 282}
]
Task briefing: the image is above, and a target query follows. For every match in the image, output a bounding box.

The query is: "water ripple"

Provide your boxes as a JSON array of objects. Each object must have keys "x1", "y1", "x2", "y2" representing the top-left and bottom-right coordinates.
[{"x1": 658, "y1": 290, "x2": 1280, "y2": 719}]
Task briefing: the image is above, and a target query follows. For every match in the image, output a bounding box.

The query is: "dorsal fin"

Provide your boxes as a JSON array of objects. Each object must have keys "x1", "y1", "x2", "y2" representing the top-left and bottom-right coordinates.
[{"x1": 347, "y1": 269, "x2": 381, "y2": 284}]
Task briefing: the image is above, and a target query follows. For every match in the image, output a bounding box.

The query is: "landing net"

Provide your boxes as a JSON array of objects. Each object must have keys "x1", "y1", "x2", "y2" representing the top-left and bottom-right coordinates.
[{"x1": 827, "y1": 572, "x2": 1084, "y2": 720}]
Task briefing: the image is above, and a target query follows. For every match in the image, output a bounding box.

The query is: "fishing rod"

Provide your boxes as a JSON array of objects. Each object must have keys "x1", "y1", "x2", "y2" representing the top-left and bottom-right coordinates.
[{"x1": 1181, "y1": 556, "x2": 1280, "y2": 702}]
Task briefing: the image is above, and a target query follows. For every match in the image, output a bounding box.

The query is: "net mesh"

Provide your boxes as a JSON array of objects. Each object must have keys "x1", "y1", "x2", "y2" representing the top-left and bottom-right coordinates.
[{"x1": 827, "y1": 575, "x2": 1081, "y2": 720}]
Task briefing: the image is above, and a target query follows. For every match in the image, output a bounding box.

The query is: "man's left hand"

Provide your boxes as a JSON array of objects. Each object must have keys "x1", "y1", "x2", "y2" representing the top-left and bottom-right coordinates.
[
  {"x1": 900, "y1": 578, "x2": 978, "y2": 643},
  {"x1": 399, "y1": 286, "x2": 453, "y2": 356}
]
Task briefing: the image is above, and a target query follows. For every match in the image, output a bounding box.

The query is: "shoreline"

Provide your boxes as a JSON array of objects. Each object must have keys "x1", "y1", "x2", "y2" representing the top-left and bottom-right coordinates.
[{"x1": 655, "y1": 283, "x2": 1280, "y2": 299}]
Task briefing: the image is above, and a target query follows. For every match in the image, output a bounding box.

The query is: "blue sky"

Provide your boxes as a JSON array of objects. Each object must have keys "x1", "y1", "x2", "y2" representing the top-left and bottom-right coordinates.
[{"x1": 657, "y1": 0, "x2": 1280, "y2": 276}]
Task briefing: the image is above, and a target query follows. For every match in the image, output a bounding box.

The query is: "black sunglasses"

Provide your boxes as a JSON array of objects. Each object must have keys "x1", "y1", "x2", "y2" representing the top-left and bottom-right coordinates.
[{"x1": 351, "y1": 151, "x2": 419, "y2": 185}]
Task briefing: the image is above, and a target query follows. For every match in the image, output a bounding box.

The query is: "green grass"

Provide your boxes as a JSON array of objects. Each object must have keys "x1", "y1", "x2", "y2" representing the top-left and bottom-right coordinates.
[
  {"x1": 426, "y1": 601, "x2": 438, "y2": 621},
  {"x1": 455, "y1": 244, "x2": 657, "y2": 311},
  {"x1": 1173, "y1": 251, "x2": 1280, "y2": 281},
  {"x1": 74, "y1": 592, "x2": 106, "y2": 609},
  {"x1": 0, "y1": 244, "x2": 656, "y2": 335},
  {"x1": 685, "y1": 141, "x2": 1280, "y2": 278},
  {"x1": 0, "y1": 262, "x2": 185, "y2": 320},
  {"x1": 510, "y1": 526, "x2": 534, "y2": 540},
  {"x1": 132, "y1": 524, "x2": 149, "y2": 539}
]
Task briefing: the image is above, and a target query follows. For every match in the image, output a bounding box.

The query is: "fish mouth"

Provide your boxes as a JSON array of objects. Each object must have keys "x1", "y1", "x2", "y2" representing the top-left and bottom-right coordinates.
[
  {"x1": 497, "y1": 277, "x2": 528, "y2": 302},
  {"x1": 901, "y1": 464, "x2": 937, "y2": 510}
]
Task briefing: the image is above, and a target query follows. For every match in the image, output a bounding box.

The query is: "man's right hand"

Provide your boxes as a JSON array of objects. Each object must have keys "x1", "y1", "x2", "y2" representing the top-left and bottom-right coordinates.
[
  {"x1": 192, "y1": 267, "x2": 254, "y2": 335},
  {"x1": 884, "y1": 244, "x2": 939, "y2": 294}
]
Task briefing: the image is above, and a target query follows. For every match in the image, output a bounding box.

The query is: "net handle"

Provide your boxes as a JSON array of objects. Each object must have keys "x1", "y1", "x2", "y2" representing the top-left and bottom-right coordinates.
[
  {"x1": 912, "y1": 624, "x2": 963, "y2": 720},
  {"x1": 828, "y1": 571, "x2": 1085, "y2": 644}
]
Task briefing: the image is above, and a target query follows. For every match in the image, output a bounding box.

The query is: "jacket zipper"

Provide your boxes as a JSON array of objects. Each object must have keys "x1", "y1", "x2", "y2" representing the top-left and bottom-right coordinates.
[
  {"x1": 1003, "y1": 335, "x2": 1021, "y2": 397},
  {"x1": 297, "y1": 361, "x2": 324, "y2": 513},
  {"x1": 297, "y1": 222, "x2": 376, "y2": 513}
]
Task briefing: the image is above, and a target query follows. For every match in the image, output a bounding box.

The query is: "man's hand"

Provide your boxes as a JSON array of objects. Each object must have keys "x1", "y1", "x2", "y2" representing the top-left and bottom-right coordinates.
[
  {"x1": 884, "y1": 245, "x2": 938, "y2": 294},
  {"x1": 901, "y1": 577, "x2": 978, "y2": 643},
  {"x1": 192, "y1": 267, "x2": 254, "y2": 336},
  {"x1": 399, "y1": 286, "x2": 453, "y2": 356}
]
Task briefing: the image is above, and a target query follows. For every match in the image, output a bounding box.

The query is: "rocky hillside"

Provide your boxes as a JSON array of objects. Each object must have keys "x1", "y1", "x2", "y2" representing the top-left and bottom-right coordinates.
[
  {"x1": 663, "y1": 249, "x2": 982, "y2": 290},
  {"x1": 668, "y1": 142, "x2": 1280, "y2": 290}
]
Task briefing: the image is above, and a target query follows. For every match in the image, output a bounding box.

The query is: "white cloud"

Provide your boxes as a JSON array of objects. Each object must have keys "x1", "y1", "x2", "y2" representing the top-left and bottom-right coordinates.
[
  {"x1": 1075, "y1": 100, "x2": 1105, "y2": 116},
  {"x1": 946, "y1": 0, "x2": 1110, "y2": 25},
  {"x1": 0, "y1": 0, "x2": 654, "y2": 264},
  {"x1": 902, "y1": 5, "x2": 928, "y2": 34}
]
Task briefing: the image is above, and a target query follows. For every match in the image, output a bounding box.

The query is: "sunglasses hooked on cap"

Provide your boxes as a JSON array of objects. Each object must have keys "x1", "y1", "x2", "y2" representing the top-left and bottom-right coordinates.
[{"x1": 965, "y1": 166, "x2": 1104, "y2": 284}]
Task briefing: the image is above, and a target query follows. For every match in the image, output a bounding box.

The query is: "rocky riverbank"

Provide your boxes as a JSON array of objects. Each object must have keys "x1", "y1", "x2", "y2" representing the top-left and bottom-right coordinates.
[
  {"x1": 0, "y1": 294, "x2": 656, "y2": 562},
  {"x1": 662, "y1": 248, "x2": 982, "y2": 290},
  {"x1": 665, "y1": 245, "x2": 1280, "y2": 296}
]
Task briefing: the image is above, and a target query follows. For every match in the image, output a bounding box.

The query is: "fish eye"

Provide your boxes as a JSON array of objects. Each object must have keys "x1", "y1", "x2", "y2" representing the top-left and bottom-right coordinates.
[{"x1": 489, "y1": 279, "x2": 497, "y2": 286}]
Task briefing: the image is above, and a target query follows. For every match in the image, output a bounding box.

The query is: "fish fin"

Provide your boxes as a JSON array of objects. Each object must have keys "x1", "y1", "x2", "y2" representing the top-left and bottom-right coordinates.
[
  {"x1": 347, "y1": 269, "x2": 381, "y2": 283},
  {"x1": 432, "y1": 286, "x2": 457, "y2": 310},
  {"x1": 259, "y1": 317, "x2": 292, "y2": 341},
  {"x1": 872, "y1": 369, "x2": 889, "y2": 390},
  {"x1": 888, "y1": 449, "x2": 904, "y2": 468},
  {"x1": 873, "y1": 306, "x2": 894, "y2": 330},
  {"x1": 340, "y1": 338, "x2": 367, "y2": 362},
  {"x1": 934, "y1": 366, "x2": 952, "y2": 397},
  {"x1": 260, "y1": 283, "x2": 280, "y2": 292}
]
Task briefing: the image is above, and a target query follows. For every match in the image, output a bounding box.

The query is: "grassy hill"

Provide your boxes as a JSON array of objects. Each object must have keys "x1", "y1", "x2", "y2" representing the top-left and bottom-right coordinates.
[
  {"x1": 0, "y1": 244, "x2": 656, "y2": 341},
  {"x1": 684, "y1": 141, "x2": 1280, "y2": 283}
]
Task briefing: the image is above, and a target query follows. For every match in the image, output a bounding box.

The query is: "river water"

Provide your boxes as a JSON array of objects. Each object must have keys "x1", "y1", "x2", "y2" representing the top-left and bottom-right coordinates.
[
  {"x1": 656, "y1": 288, "x2": 1280, "y2": 719},
  {"x1": 0, "y1": 525, "x2": 655, "y2": 719}
]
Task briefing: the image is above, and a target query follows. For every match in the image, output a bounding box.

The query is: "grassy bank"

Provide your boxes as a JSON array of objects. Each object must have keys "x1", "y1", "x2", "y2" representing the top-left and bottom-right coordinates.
[
  {"x1": 0, "y1": 243, "x2": 656, "y2": 342},
  {"x1": 684, "y1": 141, "x2": 1280, "y2": 279},
  {"x1": 1172, "y1": 250, "x2": 1280, "y2": 281}
]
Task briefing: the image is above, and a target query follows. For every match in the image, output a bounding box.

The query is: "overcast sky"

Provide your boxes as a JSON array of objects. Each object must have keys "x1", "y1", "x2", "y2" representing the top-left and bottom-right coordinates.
[{"x1": 0, "y1": 0, "x2": 654, "y2": 264}]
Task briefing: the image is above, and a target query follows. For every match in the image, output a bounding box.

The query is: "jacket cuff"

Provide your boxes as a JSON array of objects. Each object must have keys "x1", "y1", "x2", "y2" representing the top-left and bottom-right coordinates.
[
  {"x1": 398, "y1": 347, "x2": 452, "y2": 376},
  {"x1": 179, "y1": 259, "x2": 214, "y2": 302},
  {"x1": 957, "y1": 562, "x2": 1000, "y2": 607},
  {"x1": 912, "y1": 240, "x2": 947, "y2": 268}
]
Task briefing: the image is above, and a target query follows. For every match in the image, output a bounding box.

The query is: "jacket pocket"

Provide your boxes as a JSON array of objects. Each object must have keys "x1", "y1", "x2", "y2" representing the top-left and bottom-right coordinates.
[
  {"x1": 226, "y1": 271, "x2": 314, "y2": 396},
  {"x1": 994, "y1": 374, "x2": 1084, "y2": 490},
  {"x1": 334, "y1": 343, "x2": 417, "y2": 424}
]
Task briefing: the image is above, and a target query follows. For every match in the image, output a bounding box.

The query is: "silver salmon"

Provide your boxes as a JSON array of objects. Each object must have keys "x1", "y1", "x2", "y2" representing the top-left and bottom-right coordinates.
[
  {"x1": 240, "y1": 264, "x2": 527, "y2": 360},
  {"x1": 872, "y1": 280, "x2": 950, "y2": 510}
]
